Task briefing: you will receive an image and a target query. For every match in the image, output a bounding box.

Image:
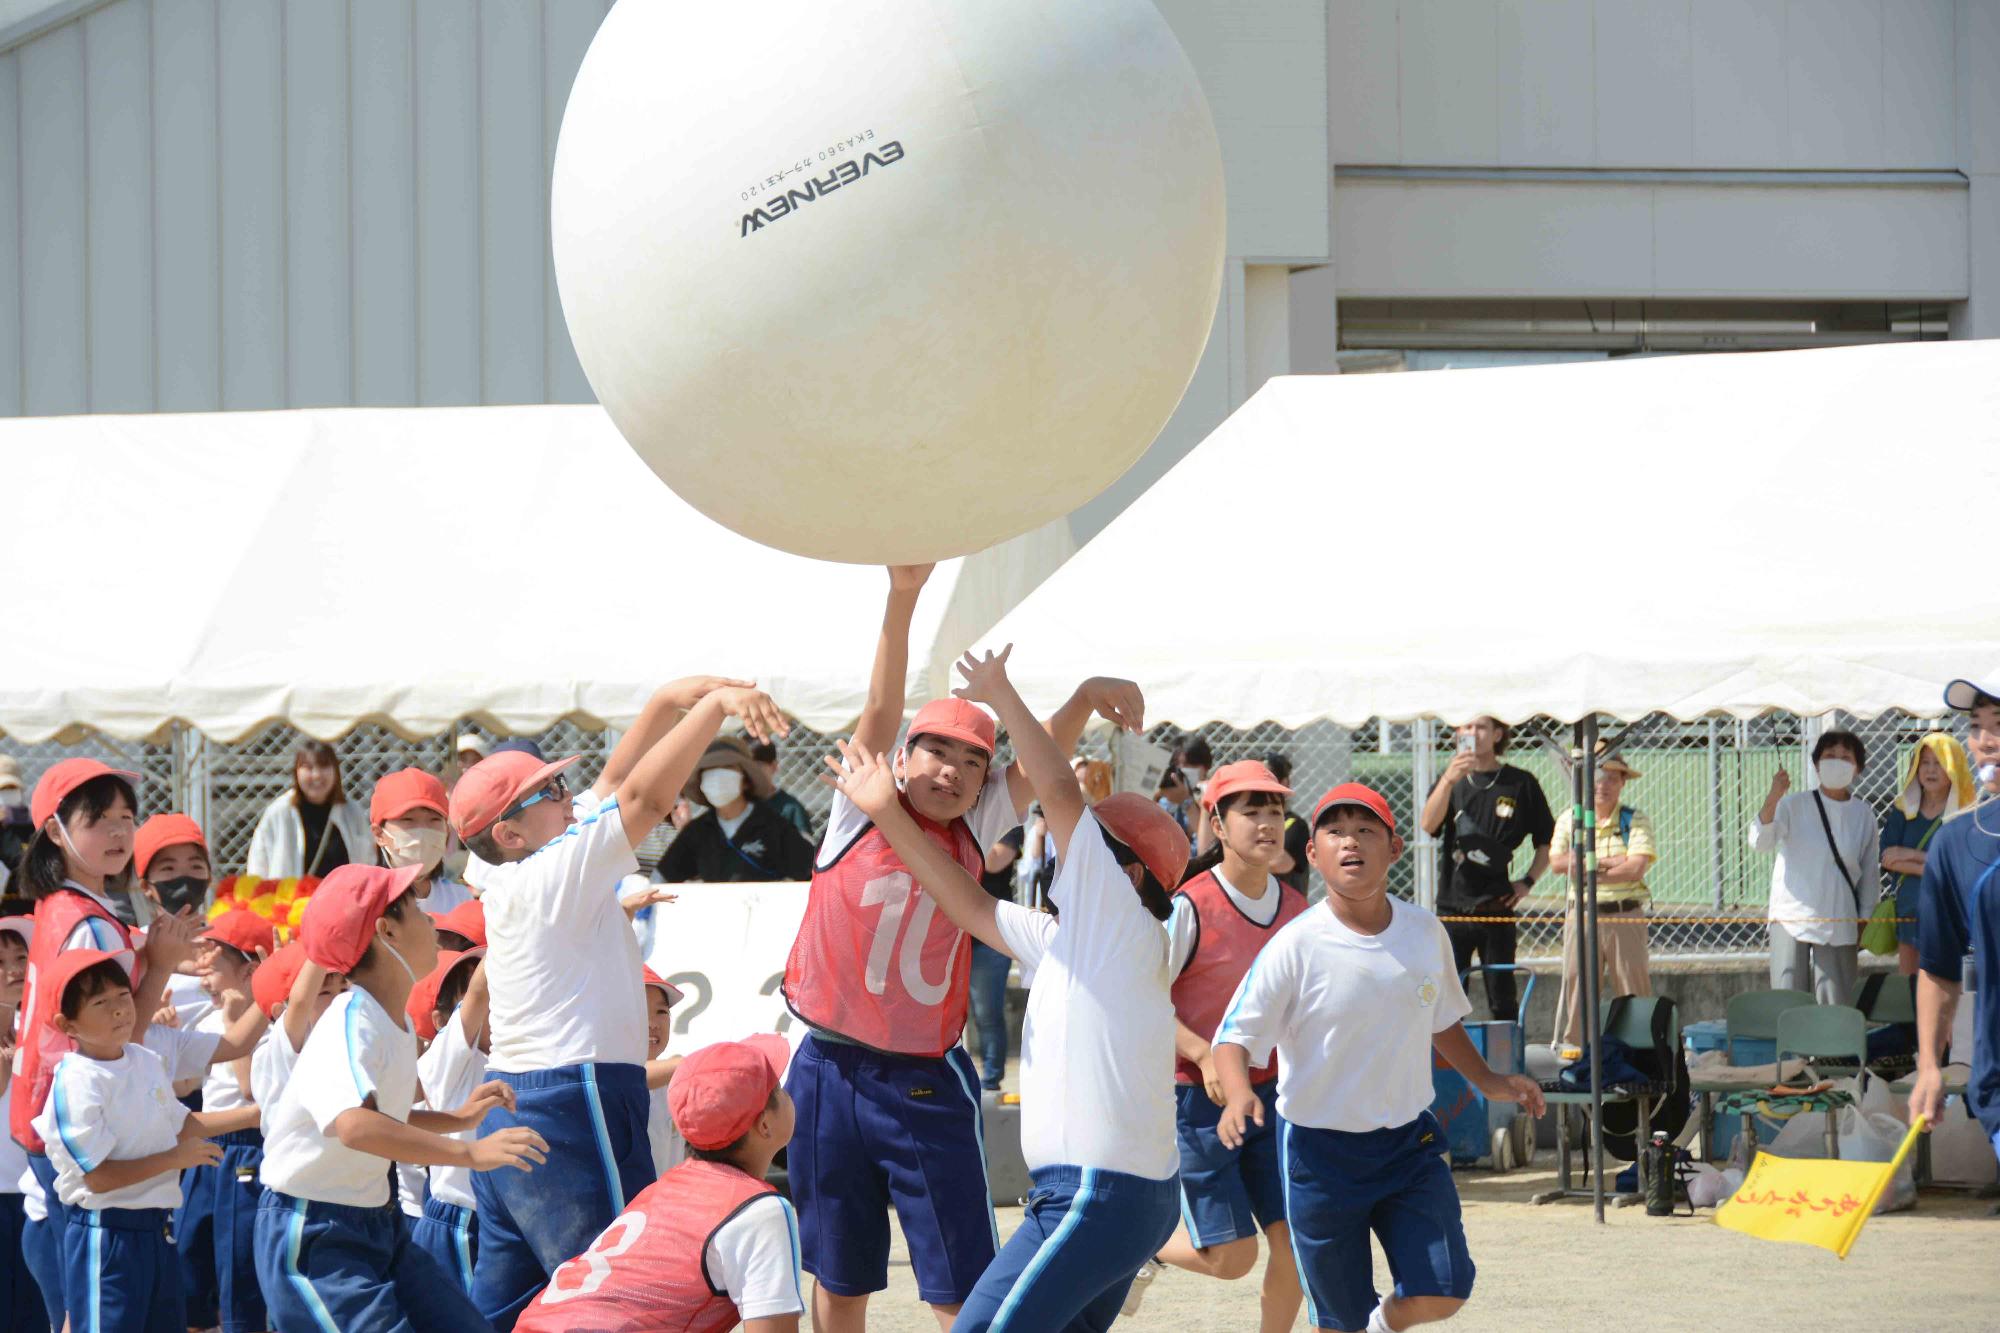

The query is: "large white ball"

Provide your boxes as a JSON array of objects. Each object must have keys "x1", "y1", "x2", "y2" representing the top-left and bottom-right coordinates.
[{"x1": 553, "y1": 0, "x2": 1225, "y2": 564}]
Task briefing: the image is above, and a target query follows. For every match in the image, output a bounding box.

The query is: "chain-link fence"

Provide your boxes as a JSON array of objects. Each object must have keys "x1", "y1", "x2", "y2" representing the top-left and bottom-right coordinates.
[{"x1": 1, "y1": 708, "x2": 1965, "y2": 964}]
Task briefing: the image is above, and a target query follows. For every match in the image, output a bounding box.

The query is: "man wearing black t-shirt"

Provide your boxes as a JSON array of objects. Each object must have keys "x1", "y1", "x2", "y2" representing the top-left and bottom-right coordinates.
[{"x1": 1420, "y1": 717, "x2": 1554, "y2": 1021}]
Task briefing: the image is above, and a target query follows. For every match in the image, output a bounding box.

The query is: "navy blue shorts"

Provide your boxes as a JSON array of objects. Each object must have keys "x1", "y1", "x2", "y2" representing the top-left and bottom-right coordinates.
[
  {"x1": 63, "y1": 1206, "x2": 183, "y2": 1333},
  {"x1": 173, "y1": 1160, "x2": 218, "y2": 1328},
  {"x1": 24, "y1": 1155, "x2": 67, "y2": 1324},
  {"x1": 410, "y1": 1197, "x2": 478, "y2": 1296},
  {"x1": 471, "y1": 1062, "x2": 654, "y2": 1330},
  {"x1": 1175, "y1": 1081, "x2": 1285, "y2": 1249},
  {"x1": 255, "y1": 1190, "x2": 488, "y2": 1333},
  {"x1": 0, "y1": 1191, "x2": 51, "y2": 1333},
  {"x1": 954, "y1": 1165, "x2": 1179, "y2": 1333},
  {"x1": 1281, "y1": 1112, "x2": 1474, "y2": 1333},
  {"x1": 785, "y1": 1034, "x2": 996, "y2": 1304},
  {"x1": 202, "y1": 1129, "x2": 266, "y2": 1333}
]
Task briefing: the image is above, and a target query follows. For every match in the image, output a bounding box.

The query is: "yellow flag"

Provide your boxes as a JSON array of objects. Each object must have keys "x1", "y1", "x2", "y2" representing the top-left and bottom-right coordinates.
[{"x1": 1715, "y1": 1117, "x2": 1925, "y2": 1259}]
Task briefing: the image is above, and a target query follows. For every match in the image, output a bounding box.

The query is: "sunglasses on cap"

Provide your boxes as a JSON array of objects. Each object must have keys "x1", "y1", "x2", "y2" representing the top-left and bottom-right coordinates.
[{"x1": 501, "y1": 775, "x2": 570, "y2": 822}]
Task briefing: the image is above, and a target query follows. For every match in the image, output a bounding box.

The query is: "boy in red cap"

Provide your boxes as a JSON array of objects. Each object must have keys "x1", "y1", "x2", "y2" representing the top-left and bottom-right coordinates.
[
  {"x1": 449, "y1": 676, "x2": 785, "y2": 1329},
  {"x1": 516, "y1": 1034, "x2": 803, "y2": 1333},
  {"x1": 253, "y1": 863, "x2": 550, "y2": 1333},
  {"x1": 30, "y1": 947, "x2": 265, "y2": 1333},
  {"x1": 781, "y1": 567, "x2": 1142, "y2": 1332},
  {"x1": 433, "y1": 897, "x2": 487, "y2": 952},
  {"x1": 132, "y1": 811, "x2": 214, "y2": 921},
  {"x1": 1144, "y1": 759, "x2": 1311, "y2": 1328},
  {"x1": 371, "y1": 767, "x2": 477, "y2": 917},
  {"x1": 824, "y1": 645, "x2": 1189, "y2": 1332},
  {"x1": 1212, "y1": 785, "x2": 1544, "y2": 1333},
  {"x1": 407, "y1": 948, "x2": 493, "y2": 1293}
]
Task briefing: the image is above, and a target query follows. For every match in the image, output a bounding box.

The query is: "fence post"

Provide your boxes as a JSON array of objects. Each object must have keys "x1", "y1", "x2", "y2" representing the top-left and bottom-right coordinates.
[
  {"x1": 1411, "y1": 719, "x2": 1436, "y2": 909},
  {"x1": 173, "y1": 725, "x2": 211, "y2": 836},
  {"x1": 1707, "y1": 718, "x2": 1724, "y2": 910}
]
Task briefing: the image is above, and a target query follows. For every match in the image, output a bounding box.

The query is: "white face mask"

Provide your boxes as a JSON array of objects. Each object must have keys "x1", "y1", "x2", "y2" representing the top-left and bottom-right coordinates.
[
  {"x1": 1816, "y1": 758, "x2": 1858, "y2": 791},
  {"x1": 699, "y1": 769, "x2": 746, "y2": 808},
  {"x1": 381, "y1": 825, "x2": 446, "y2": 876},
  {"x1": 0, "y1": 789, "x2": 23, "y2": 808}
]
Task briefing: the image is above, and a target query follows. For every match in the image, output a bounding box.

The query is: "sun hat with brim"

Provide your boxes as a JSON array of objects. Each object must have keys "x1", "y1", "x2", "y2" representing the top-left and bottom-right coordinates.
[
  {"x1": 449, "y1": 752, "x2": 582, "y2": 840},
  {"x1": 682, "y1": 736, "x2": 776, "y2": 806},
  {"x1": 1945, "y1": 678, "x2": 2000, "y2": 712},
  {"x1": 1202, "y1": 760, "x2": 1293, "y2": 810},
  {"x1": 31, "y1": 758, "x2": 142, "y2": 831},
  {"x1": 1590, "y1": 741, "x2": 1641, "y2": 780},
  {"x1": 0, "y1": 756, "x2": 22, "y2": 792}
]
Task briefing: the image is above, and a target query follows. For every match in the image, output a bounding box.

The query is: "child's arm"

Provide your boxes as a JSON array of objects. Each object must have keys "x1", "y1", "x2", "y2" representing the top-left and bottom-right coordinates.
[
  {"x1": 282, "y1": 959, "x2": 329, "y2": 1054},
  {"x1": 455, "y1": 961, "x2": 491, "y2": 1049},
  {"x1": 953, "y1": 648, "x2": 1088, "y2": 859},
  {"x1": 82, "y1": 1133, "x2": 220, "y2": 1194},
  {"x1": 1019, "y1": 677, "x2": 1146, "y2": 815},
  {"x1": 409, "y1": 1079, "x2": 517, "y2": 1136},
  {"x1": 207, "y1": 991, "x2": 270, "y2": 1064},
  {"x1": 645, "y1": 1055, "x2": 683, "y2": 1091},
  {"x1": 132, "y1": 910, "x2": 197, "y2": 1030},
  {"x1": 1433, "y1": 1024, "x2": 1545, "y2": 1116},
  {"x1": 616, "y1": 689, "x2": 787, "y2": 845},
  {"x1": 1211, "y1": 1042, "x2": 1261, "y2": 1148},
  {"x1": 591, "y1": 676, "x2": 765, "y2": 803},
  {"x1": 329, "y1": 1107, "x2": 548, "y2": 1172},
  {"x1": 1175, "y1": 1020, "x2": 1226, "y2": 1107},
  {"x1": 743, "y1": 1319, "x2": 801, "y2": 1332},
  {"x1": 821, "y1": 742, "x2": 1014, "y2": 956},
  {"x1": 853, "y1": 565, "x2": 934, "y2": 757},
  {"x1": 186, "y1": 1106, "x2": 263, "y2": 1137}
]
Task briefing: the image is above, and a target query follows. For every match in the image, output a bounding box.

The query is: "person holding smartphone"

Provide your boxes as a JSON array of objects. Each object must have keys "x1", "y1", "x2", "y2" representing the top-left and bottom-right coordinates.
[{"x1": 1419, "y1": 718, "x2": 1553, "y2": 1023}]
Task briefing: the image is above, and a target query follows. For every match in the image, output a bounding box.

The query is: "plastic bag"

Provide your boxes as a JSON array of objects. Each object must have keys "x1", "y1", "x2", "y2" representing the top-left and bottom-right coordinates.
[
  {"x1": 1929, "y1": 1096, "x2": 1999, "y2": 1186},
  {"x1": 1685, "y1": 1163, "x2": 1730, "y2": 1209},
  {"x1": 1765, "y1": 1107, "x2": 1916, "y2": 1214},
  {"x1": 1857, "y1": 1070, "x2": 1907, "y2": 1125}
]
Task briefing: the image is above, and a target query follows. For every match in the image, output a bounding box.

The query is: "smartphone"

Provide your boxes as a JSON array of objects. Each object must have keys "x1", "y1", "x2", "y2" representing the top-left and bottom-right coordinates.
[{"x1": 1456, "y1": 731, "x2": 1477, "y2": 756}]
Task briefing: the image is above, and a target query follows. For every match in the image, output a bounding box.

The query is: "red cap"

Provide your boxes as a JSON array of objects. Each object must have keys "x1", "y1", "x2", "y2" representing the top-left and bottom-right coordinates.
[
  {"x1": 1311, "y1": 783, "x2": 1397, "y2": 836},
  {"x1": 44, "y1": 947, "x2": 137, "y2": 1017},
  {"x1": 200, "y1": 909, "x2": 277, "y2": 961},
  {"x1": 133, "y1": 813, "x2": 207, "y2": 881},
  {"x1": 370, "y1": 768, "x2": 449, "y2": 827},
  {"x1": 0, "y1": 916, "x2": 35, "y2": 947},
  {"x1": 449, "y1": 752, "x2": 581, "y2": 840},
  {"x1": 1202, "y1": 760, "x2": 1292, "y2": 810},
  {"x1": 407, "y1": 948, "x2": 485, "y2": 1042},
  {"x1": 668, "y1": 1034, "x2": 792, "y2": 1150},
  {"x1": 907, "y1": 699, "x2": 996, "y2": 757},
  {"x1": 1091, "y1": 793, "x2": 1191, "y2": 893},
  {"x1": 431, "y1": 898, "x2": 487, "y2": 949},
  {"x1": 251, "y1": 940, "x2": 308, "y2": 1019},
  {"x1": 31, "y1": 758, "x2": 141, "y2": 831},
  {"x1": 641, "y1": 966, "x2": 685, "y2": 1007},
  {"x1": 298, "y1": 863, "x2": 425, "y2": 972}
]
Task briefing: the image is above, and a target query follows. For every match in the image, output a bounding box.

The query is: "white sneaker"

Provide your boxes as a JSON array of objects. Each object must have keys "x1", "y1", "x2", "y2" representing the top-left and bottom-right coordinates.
[{"x1": 1121, "y1": 1259, "x2": 1161, "y2": 1316}]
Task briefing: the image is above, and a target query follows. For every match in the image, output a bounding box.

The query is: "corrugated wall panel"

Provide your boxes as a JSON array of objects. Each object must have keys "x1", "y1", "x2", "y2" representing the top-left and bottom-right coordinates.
[
  {"x1": 539, "y1": 0, "x2": 598, "y2": 403},
  {"x1": 217, "y1": 0, "x2": 285, "y2": 407},
  {"x1": 283, "y1": 0, "x2": 351, "y2": 405},
  {"x1": 0, "y1": 53, "x2": 21, "y2": 416},
  {"x1": 350, "y1": 0, "x2": 417, "y2": 405},
  {"x1": 152, "y1": 0, "x2": 221, "y2": 411},
  {"x1": 85, "y1": 0, "x2": 155, "y2": 411},
  {"x1": 478, "y1": 0, "x2": 543, "y2": 404},
  {"x1": 414, "y1": 0, "x2": 480, "y2": 405},
  {"x1": 18, "y1": 23, "x2": 87, "y2": 415}
]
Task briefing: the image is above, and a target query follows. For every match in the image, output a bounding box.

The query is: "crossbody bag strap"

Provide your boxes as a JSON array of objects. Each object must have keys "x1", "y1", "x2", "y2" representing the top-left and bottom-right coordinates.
[{"x1": 1811, "y1": 791, "x2": 1862, "y2": 915}]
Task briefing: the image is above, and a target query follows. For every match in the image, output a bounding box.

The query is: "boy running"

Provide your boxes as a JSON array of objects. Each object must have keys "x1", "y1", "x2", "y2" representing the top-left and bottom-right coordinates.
[
  {"x1": 823, "y1": 645, "x2": 1186, "y2": 1331},
  {"x1": 781, "y1": 567, "x2": 1142, "y2": 1332},
  {"x1": 1213, "y1": 784, "x2": 1543, "y2": 1333}
]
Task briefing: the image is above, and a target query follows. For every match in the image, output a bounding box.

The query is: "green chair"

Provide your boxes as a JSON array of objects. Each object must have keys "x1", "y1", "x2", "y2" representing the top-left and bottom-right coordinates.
[
  {"x1": 1693, "y1": 989, "x2": 1813, "y2": 1158},
  {"x1": 1533, "y1": 995, "x2": 1684, "y2": 1207},
  {"x1": 1853, "y1": 975, "x2": 1917, "y2": 1026},
  {"x1": 1775, "y1": 1004, "x2": 1868, "y2": 1159}
]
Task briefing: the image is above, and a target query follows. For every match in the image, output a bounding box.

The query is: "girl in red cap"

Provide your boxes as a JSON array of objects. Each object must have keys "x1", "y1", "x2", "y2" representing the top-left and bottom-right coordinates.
[
  {"x1": 778, "y1": 566, "x2": 1144, "y2": 1333},
  {"x1": 10, "y1": 759, "x2": 200, "y2": 1323},
  {"x1": 824, "y1": 645, "x2": 1190, "y2": 1333}
]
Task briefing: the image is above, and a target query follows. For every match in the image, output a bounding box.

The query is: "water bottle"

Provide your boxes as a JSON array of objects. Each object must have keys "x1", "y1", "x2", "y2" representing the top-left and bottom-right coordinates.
[{"x1": 1644, "y1": 1131, "x2": 1673, "y2": 1216}]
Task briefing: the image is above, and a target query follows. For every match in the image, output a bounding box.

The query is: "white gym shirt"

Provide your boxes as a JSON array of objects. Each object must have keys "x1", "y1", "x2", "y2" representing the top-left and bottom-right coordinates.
[
  {"x1": 259, "y1": 985, "x2": 418, "y2": 1207},
  {"x1": 35, "y1": 1024, "x2": 215, "y2": 1210},
  {"x1": 1215, "y1": 898, "x2": 1470, "y2": 1133},
  {"x1": 417, "y1": 1011, "x2": 488, "y2": 1209},
  {"x1": 993, "y1": 807, "x2": 1179, "y2": 1181}
]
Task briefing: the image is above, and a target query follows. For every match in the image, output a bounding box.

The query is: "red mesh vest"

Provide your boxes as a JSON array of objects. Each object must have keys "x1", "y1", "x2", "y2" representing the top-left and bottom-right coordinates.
[
  {"x1": 12, "y1": 888, "x2": 139, "y2": 1152},
  {"x1": 517, "y1": 1160, "x2": 778, "y2": 1333},
  {"x1": 782, "y1": 795, "x2": 983, "y2": 1057},
  {"x1": 1171, "y1": 870, "x2": 1307, "y2": 1086}
]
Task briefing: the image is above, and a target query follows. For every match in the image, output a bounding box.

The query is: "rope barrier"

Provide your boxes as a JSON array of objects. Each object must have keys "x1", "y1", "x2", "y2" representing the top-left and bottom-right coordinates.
[{"x1": 1436, "y1": 913, "x2": 1908, "y2": 924}]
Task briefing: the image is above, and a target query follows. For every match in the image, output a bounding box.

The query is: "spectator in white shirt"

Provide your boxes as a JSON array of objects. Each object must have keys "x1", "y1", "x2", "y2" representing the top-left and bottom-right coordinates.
[{"x1": 1751, "y1": 730, "x2": 1881, "y2": 1005}]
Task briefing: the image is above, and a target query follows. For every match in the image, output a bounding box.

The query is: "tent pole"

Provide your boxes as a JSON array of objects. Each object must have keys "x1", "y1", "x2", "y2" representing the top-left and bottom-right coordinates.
[{"x1": 1581, "y1": 715, "x2": 1607, "y2": 1222}]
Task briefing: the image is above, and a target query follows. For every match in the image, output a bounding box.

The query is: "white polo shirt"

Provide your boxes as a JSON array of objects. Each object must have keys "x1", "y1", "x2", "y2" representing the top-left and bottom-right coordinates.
[
  {"x1": 646, "y1": 1082, "x2": 688, "y2": 1178},
  {"x1": 1215, "y1": 899, "x2": 1470, "y2": 1133},
  {"x1": 196, "y1": 1009, "x2": 252, "y2": 1112},
  {"x1": 708, "y1": 1194, "x2": 806, "y2": 1321},
  {"x1": 481, "y1": 793, "x2": 647, "y2": 1073},
  {"x1": 992, "y1": 808, "x2": 1179, "y2": 1181},
  {"x1": 418, "y1": 1013, "x2": 488, "y2": 1209},
  {"x1": 259, "y1": 986, "x2": 418, "y2": 1207},
  {"x1": 250, "y1": 1024, "x2": 300, "y2": 1113},
  {"x1": 34, "y1": 1029, "x2": 213, "y2": 1210}
]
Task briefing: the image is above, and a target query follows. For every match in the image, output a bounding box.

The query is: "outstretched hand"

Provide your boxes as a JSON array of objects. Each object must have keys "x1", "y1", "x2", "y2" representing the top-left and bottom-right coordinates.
[
  {"x1": 952, "y1": 646, "x2": 1015, "y2": 708},
  {"x1": 665, "y1": 676, "x2": 757, "y2": 713},
  {"x1": 706, "y1": 687, "x2": 790, "y2": 745},
  {"x1": 821, "y1": 739, "x2": 900, "y2": 819},
  {"x1": 1078, "y1": 676, "x2": 1146, "y2": 734}
]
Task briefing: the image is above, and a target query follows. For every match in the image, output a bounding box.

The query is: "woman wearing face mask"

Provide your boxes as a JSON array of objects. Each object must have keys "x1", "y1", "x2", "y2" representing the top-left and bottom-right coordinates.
[
  {"x1": 245, "y1": 740, "x2": 371, "y2": 880},
  {"x1": 656, "y1": 737, "x2": 814, "y2": 883},
  {"x1": 1752, "y1": 730, "x2": 1882, "y2": 1005},
  {"x1": 1879, "y1": 734, "x2": 1976, "y2": 977},
  {"x1": 0, "y1": 757, "x2": 32, "y2": 890},
  {"x1": 370, "y1": 768, "x2": 476, "y2": 915}
]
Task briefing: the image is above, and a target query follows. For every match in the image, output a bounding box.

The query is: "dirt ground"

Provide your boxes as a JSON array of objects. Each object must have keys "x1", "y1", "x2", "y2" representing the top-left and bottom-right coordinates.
[{"x1": 850, "y1": 1165, "x2": 1998, "y2": 1331}]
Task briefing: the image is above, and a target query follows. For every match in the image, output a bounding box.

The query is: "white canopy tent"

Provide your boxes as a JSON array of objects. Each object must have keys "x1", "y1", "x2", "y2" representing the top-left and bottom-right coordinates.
[
  {"x1": 0, "y1": 405, "x2": 993, "y2": 743},
  {"x1": 969, "y1": 339, "x2": 2000, "y2": 726}
]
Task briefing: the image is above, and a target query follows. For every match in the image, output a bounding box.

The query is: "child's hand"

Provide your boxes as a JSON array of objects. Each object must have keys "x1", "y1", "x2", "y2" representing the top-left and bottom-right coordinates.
[
  {"x1": 664, "y1": 675, "x2": 757, "y2": 713},
  {"x1": 887, "y1": 563, "x2": 935, "y2": 594},
  {"x1": 1196, "y1": 1051, "x2": 1227, "y2": 1108},
  {"x1": 820, "y1": 740, "x2": 898, "y2": 818},
  {"x1": 707, "y1": 687, "x2": 790, "y2": 744},
  {"x1": 469, "y1": 1126, "x2": 549, "y2": 1173},
  {"x1": 1216, "y1": 1088, "x2": 1265, "y2": 1150},
  {"x1": 620, "y1": 885, "x2": 678, "y2": 920},
  {"x1": 143, "y1": 911, "x2": 197, "y2": 973},
  {"x1": 173, "y1": 1136, "x2": 224, "y2": 1171},
  {"x1": 1488, "y1": 1073, "x2": 1546, "y2": 1118},
  {"x1": 455, "y1": 1080, "x2": 518, "y2": 1124},
  {"x1": 1078, "y1": 677, "x2": 1147, "y2": 734},
  {"x1": 219, "y1": 988, "x2": 252, "y2": 1022},
  {"x1": 952, "y1": 645, "x2": 1014, "y2": 707},
  {"x1": 151, "y1": 1002, "x2": 181, "y2": 1030}
]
